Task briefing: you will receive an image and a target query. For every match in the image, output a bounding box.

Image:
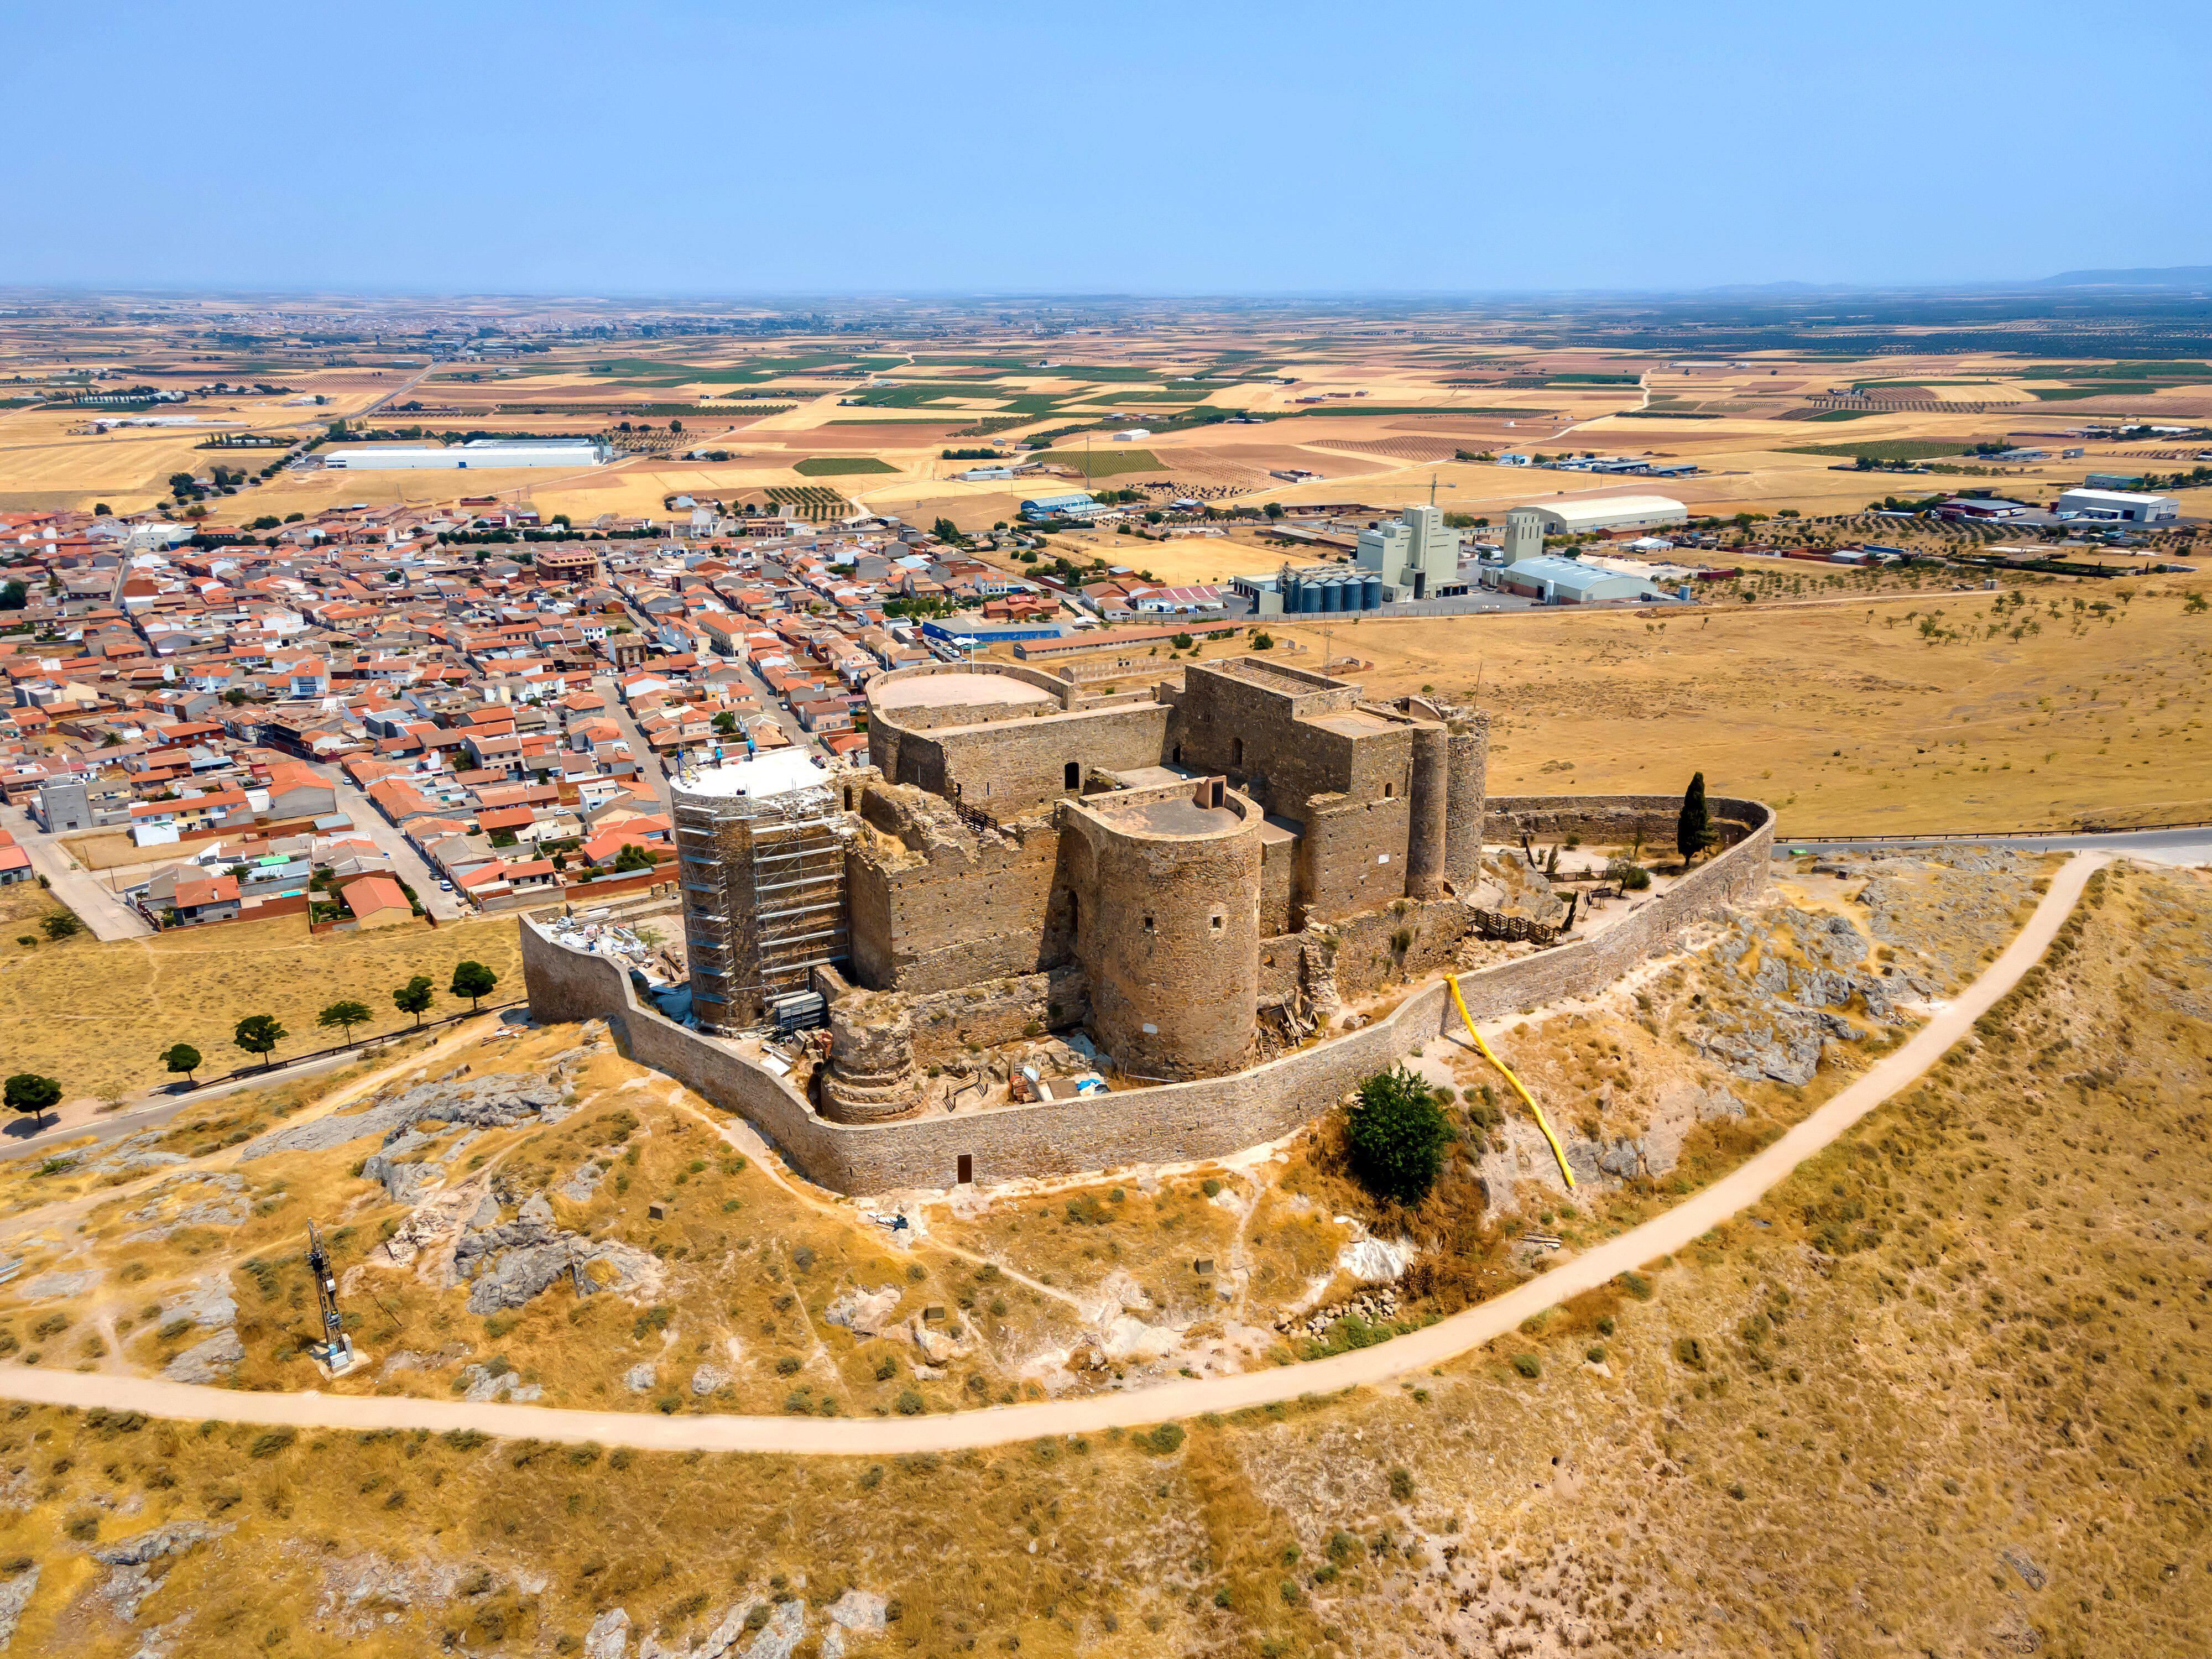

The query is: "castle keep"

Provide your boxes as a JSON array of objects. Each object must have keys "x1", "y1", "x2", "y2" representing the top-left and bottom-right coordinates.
[{"x1": 675, "y1": 658, "x2": 1490, "y2": 1110}]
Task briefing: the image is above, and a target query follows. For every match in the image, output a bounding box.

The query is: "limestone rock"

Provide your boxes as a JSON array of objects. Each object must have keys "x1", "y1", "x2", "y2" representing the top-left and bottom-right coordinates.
[
  {"x1": 1097, "y1": 1314, "x2": 1179, "y2": 1364},
  {"x1": 624, "y1": 1362, "x2": 658, "y2": 1394},
  {"x1": 244, "y1": 1073, "x2": 570, "y2": 1164},
  {"x1": 92, "y1": 1521, "x2": 223, "y2": 1568},
  {"x1": 560, "y1": 1162, "x2": 608, "y2": 1203},
  {"x1": 0, "y1": 1564, "x2": 37, "y2": 1649},
  {"x1": 827, "y1": 1588, "x2": 888, "y2": 1634},
  {"x1": 584, "y1": 1606, "x2": 631, "y2": 1659},
  {"x1": 1336, "y1": 1237, "x2": 1412, "y2": 1284},
  {"x1": 452, "y1": 1220, "x2": 659, "y2": 1316},
  {"x1": 824, "y1": 1286, "x2": 901, "y2": 1338},
  {"x1": 163, "y1": 1329, "x2": 243, "y2": 1383},
  {"x1": 906, "y1": 1317, "x2": 971, "y2": 1365},
  {"x1": 15, "y1": 1269, "x2": 98, "y2": 1300},
  {"x1": 164, "y1": 1275, "x2": 237, "y2": 1331},
  {"x1": 362, "y1": 1154, "x2": 441, "y2": 1206},
  {"x1": 465, "y1": 1191, "x2": 500, "y2": 1229},
  {"x1": 519, "y1": 1193, "x2": 555, "y2": 1227},
  {"x1": 690, "y1": 1363, "x2": 731, "y2": 1396},
  {"x1": 743, "y1": 1598, "x2": 807, "y2": 1659}
]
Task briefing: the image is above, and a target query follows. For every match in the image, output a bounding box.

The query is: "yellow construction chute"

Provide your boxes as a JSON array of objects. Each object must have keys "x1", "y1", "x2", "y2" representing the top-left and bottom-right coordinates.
[{"x1": 1446, "y1": 973, "x2": 1575, "y2": 1189}]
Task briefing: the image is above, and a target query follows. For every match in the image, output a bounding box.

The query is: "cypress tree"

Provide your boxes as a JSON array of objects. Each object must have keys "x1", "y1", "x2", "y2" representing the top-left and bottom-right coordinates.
[{"x1": 1677, "y1": 772, "x2": 1713, "y2": 865}]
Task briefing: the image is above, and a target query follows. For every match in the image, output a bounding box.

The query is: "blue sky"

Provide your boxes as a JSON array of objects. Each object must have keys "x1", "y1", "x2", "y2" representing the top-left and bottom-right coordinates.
[{"x1": 3, "y1": 0, "x2": 2207, "y2": 295}]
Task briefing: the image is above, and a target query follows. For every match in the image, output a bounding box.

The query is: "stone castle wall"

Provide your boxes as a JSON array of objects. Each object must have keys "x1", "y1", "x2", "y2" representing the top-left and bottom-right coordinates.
[
  {"x1": 520, "y1": 794, "x2": 1772, "y2": 1195},
  {"x1": 874, "y1": 700, "x2": 1171, "y2": 818},
  {"x1": 846, "y1": 793, "x2": 1066, "y2": 994}
]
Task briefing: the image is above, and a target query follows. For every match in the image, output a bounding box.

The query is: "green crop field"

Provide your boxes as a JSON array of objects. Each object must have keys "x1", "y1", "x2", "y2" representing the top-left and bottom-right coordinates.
[
  {"x1": 793, "y1": 456, "x2": 898, "y2": 476},
  {"x1": 1032, "y1": 447, "x2": 1162, "y2": 478},
  {"x1": 1780, "y1": 438, "x2": 1982, "y2": 461},
  {"x1": 2031, "y1": 385, "x2": 2180, "y2": 401}
]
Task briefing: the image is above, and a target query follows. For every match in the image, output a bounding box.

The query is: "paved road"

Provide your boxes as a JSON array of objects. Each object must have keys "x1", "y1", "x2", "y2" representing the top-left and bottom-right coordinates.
[
  {"x1": 0, "y1": 854, "x2": 2102, "y2": 1452},
  {"x1": 591, "y1": 682, "x2": 675, "y2": 815},
  {"x1": 0, "y1": 1013, "x2": 512, "y2": 1166},
  {"x1": 1784, "y1": 825, "x2": 2212, "y2": 868},
  {"x1": 4, "y1": 807, "x2": 153, "y2": 940},
  {"x1": 310, "y1": 770, "x2": 466, "y2": 920}
]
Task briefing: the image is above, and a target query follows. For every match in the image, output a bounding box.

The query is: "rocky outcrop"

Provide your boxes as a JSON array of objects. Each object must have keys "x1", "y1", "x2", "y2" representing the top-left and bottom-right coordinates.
[
  {"x1": 244, "y1": 1073, "x2": 571, "y2": 1164},
  {"x1": 451, "y1": 1219, "x2": 659, "y2": 1316},
  {"x1": 163, "y1": 1329, "x2": 243, "y2": 1383},
  {"x1": 823, "y1": 1285, "x2": 901, "y2": 1338}
]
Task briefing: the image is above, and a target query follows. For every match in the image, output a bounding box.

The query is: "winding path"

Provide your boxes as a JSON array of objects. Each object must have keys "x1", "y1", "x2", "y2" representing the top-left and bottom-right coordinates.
[{"x1": 0, "y1": 854, "x2": 2102, "y2": 1453}]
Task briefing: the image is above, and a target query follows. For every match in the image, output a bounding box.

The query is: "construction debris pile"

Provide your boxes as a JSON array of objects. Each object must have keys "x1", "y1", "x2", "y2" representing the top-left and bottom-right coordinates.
[{"x1": 542, "y1": 917, "x2": 657, "y2": 971}]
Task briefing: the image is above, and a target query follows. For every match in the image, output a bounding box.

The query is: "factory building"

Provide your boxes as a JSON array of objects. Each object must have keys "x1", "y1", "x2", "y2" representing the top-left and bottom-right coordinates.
[
  {"x1": 1020, "y1": 492, "x2": 1113, "y2": 522},
  {"x1": 1490, "y1": 555, "x2": 1661, "y2": 606},
  {"x1": 2055, "y1": 487, "x2": 2180, "y2": 524},
  {"x1": 1521, "y1": 494, "x2": 1688, "y2": 535},
  {"x1": 1504, "y1": 507, "x2": 1547, "y2": 565},
  {"x1": 321, "y1": 439, "x2": 612, "y2": 470},
  {"x1": 1357, "y1": 503, "x2": 1464, "y2": 599},
  {"x1": 1230, "y1": 564, "x2": 1386, "y2": 617}
]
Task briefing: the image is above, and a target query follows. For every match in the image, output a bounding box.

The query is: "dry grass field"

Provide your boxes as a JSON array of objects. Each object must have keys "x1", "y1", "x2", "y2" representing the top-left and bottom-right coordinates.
[
  {"x1": 0, "y1": 859, "x2": 2197, "y2": 1657},
  {"x1": 1261, "y1": 570, "x2": 2212, "y2": 833},
  {"x1": 0, "y1": 910, "x2": 526, "y2": 1099}
]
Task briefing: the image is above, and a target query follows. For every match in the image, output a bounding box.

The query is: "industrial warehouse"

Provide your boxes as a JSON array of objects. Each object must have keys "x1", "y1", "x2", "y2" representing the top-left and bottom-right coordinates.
[{"x1": 320, "y1": 437, "x2": 614, "y2": 470}]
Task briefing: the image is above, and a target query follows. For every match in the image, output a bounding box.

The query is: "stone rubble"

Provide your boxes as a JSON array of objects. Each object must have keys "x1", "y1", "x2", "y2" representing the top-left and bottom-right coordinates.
[{"x1": 1278, "y1": 1284, "x2": 1401, "y2": 1342}]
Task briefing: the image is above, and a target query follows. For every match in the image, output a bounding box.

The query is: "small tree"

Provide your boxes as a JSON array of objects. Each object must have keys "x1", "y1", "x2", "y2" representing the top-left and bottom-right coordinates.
[
  {"x1": 613, "y1": 842, "x2": 658, "y2": 873},
  {"x1": 1677, "y1": 771, "x2": 1714, "y2": 867},
  {"x1": 233, "y1": 1014, "x2": 288, "y2": 1071},
  {"x1": 1344, "y1": 1066, "x2": 1452, "y2": 1206},
  {"x1": 4, "y1": 1073, "x2": 62, "y2": 1131},
  {"x1": 450, "y1": 961, "x2": 498, "y2": 1011},
  {"x1": 316, "y1": 1000, "x2": 373, "y2": 1044},
  {"x1": 393, "y1": 975, "x2": 435, "y2": 1028},
  {"x1": 161, "y1": 1043, "x2": 201, "y2": 1084},
  {"x1": 40, "y1": 910, "x2": 83, "y2": 941}
]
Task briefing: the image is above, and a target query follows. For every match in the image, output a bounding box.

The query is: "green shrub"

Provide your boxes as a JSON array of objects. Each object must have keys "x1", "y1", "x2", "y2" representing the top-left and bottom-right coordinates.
[
  {"x1": 1387, "y1": 1467, "x2": 1415, "y2": 1502},
  {"x1": 894, "y1": 1390, "x2": 924, "y2": 1416},
  {"x1": 1344, "y1": 1066, "x2": 1452, "y2": 1204},
  {"x1": 1510, "y1": 1353, "x2": 1541, "y2": 1379},
  {"x1": 1138, "y1": 1422, "x2": 1186, "y2": 1455}
]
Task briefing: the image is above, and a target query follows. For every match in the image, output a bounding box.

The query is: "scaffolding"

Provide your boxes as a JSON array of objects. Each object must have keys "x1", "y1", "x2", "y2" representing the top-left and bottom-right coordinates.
[{"x1": 674, "y1": 764, "x2": 851, "y2": 1035}]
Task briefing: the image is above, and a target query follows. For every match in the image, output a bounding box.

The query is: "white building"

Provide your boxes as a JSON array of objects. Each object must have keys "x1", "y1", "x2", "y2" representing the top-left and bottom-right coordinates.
[
  {"x1": 1357, "y1": 503, "x2": 1464, "y2": 599},
  {"x1": 2055, "y1": 487, "x2": 2179, "y2": 524},
  {"x1": 1522, "y1": 494, "x2": 1688, "y2": 535},
  {"x1": 322, "y1": 439, "x2": 613, "y2": 471}
]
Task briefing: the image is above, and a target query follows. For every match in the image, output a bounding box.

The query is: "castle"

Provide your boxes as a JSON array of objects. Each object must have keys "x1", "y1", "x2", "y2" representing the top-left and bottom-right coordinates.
[{"x1": 671, "y1": 656, "x2": 1489, "y2": 1115}]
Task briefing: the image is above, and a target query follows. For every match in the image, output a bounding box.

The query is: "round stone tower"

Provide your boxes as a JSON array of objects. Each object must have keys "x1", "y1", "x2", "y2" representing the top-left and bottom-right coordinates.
[{"x1": 1060, "y1": 778, "x2": 1263, "y2": 1081}]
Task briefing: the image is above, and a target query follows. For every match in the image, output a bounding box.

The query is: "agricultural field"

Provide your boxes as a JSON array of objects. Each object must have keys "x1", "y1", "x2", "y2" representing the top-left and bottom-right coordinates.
[
  {"x1": 791, "y1": 456, "x2": 897, "y2": 477},
  {"x1": 1256, "y1": 567, "x2": 2212, "y2": 834}
]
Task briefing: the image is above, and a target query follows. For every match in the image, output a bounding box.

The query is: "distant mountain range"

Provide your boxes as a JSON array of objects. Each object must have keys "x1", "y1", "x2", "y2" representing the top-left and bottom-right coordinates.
[
  {"x1": 2032, "y1": 265, "x2": 2212, "y2": 289},
  {"x1": 1683, "y1": 267, "x2": 2212, "y2": 298}
]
